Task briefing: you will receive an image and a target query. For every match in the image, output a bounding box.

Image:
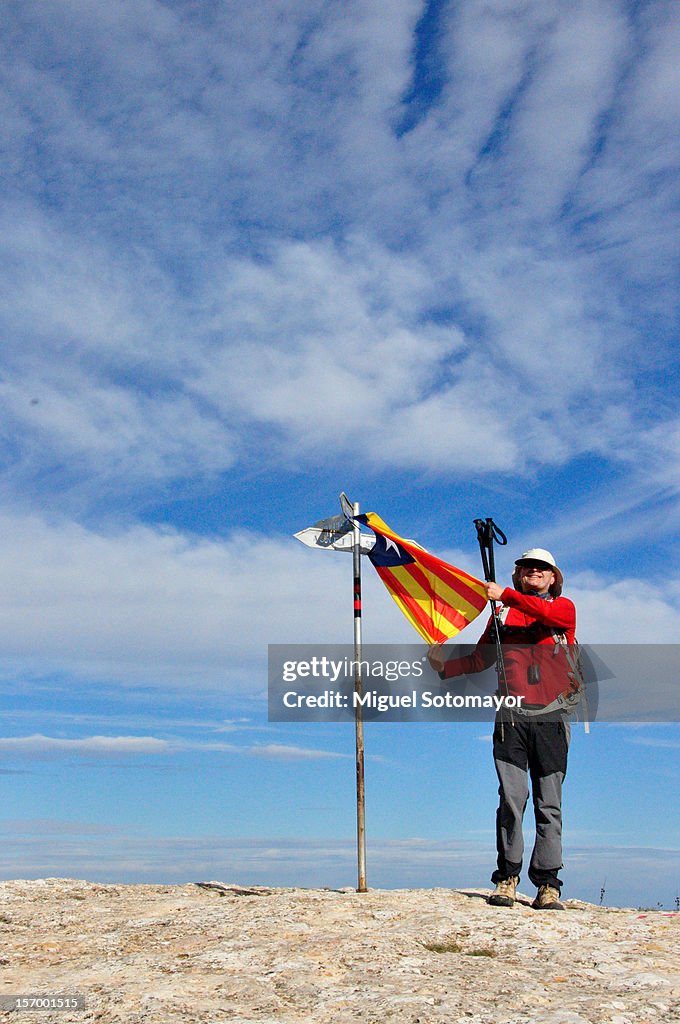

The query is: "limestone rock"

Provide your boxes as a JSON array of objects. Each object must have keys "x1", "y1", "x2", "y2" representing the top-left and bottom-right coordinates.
[{"x1": 0, "y1": 879, "x2": 677, "y2": 1022}]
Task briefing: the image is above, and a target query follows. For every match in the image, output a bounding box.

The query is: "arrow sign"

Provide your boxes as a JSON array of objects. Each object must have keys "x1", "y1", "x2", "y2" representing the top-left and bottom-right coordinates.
[
  {"x1": 294, "y1": 516, "x2": 375, "y2": 554},
  {"x1": 339, "y1": 491, "x2": 354, "y2": 520}
]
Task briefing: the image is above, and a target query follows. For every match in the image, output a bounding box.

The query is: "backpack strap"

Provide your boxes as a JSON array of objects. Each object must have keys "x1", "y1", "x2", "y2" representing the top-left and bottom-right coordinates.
[
  {"x1": 496, "y1": 607, "x2": 590, "y2": 732},
  {"x1": 524, "y1": 631, "x2": 590, "y2": 732}
]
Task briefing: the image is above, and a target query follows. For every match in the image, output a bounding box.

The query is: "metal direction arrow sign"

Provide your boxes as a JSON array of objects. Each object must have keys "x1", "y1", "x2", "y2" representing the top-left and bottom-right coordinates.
[
  {"x1": 339, "y1": 491, "x2": 354, "y2": 520},
  {"x1": 294, "y1": 520, "x2": 375, "y2": 554}
]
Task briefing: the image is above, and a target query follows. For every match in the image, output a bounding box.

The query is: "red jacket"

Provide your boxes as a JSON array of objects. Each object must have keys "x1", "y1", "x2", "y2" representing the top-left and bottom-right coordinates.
[{"x1": 441, "y1": 588, "x2": 577, "y2": 706}]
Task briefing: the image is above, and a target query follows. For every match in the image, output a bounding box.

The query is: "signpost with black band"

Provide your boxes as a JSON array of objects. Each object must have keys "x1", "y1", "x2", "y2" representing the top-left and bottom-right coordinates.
[{"x1": 295, "y1": 492, "x2": 368, "y2": 892}]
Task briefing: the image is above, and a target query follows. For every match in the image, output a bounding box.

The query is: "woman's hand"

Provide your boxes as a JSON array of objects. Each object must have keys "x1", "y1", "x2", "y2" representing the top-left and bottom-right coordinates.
[
  {"x1": 427, "y1": 644, "x2": 446, "y2": 673},
  {"x1": 485, "y1": 581, "x2": 504, "y2": 602}
]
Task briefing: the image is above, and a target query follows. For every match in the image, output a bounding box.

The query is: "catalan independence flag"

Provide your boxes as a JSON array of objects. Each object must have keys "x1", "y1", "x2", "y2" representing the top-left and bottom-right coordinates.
[{"x1": 356, "y1": 512, "x2": 487, "y2": 645}]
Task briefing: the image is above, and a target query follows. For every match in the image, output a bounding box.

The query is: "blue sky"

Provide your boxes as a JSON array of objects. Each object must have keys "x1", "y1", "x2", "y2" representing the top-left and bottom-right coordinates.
[{"x1": 0, "y1": 0, "x2": 678, "y2": 907}]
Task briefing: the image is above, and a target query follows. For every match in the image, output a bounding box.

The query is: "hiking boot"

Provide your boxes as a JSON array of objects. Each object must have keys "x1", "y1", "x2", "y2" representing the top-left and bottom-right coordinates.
[
  {"x1": 488, "y1": 876, "x2": 519, "y2": 907},
  {"x1": 532, "y1": 884, "x2": 564, "y2": 910}
]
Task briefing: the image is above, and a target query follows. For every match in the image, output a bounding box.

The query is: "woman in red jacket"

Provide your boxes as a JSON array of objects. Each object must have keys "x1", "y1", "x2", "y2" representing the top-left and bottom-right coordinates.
[{"x1": 429, "y1": 548, "x2": 576, "y2": 911}]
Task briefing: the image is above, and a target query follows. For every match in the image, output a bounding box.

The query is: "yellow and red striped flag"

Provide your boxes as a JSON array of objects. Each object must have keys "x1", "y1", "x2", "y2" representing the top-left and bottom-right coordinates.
[{"x1": 356, "y1": 512, "x2": 487, "y2": 644}]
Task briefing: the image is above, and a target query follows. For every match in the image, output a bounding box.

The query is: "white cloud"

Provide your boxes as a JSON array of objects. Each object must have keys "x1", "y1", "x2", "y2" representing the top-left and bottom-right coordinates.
[
  {"x1": 0, "y1": 733, "x2": 350, "y2": 762},
  {"x1": 0, "y1": 0, "x2": 675, "y2": 499},
  {"x1": 576, "y1": 578, "x2": 680, "y2": 644},
  {"x1": 0, "y1": 513, "x2": 676, "y2": 699},
  {"x1": 0, "y1": 514, "x2": 338, "y2": 686},
  {"x1": 186, "y1": 236, "x2": 634, "y2": 475},
  {"x1": 628, "y1": 737, "x2": 680, "y2": 750},
  {"x1": 498, "y1": 0, "x2": 631, "y2": 219},
  {"x1": 243, "y1": 743, "x2": 350, "y2": 761},
  {"x1": 1, "y1": 208, "x2": 634, "y2": 487},
  {"x1": 0, "y1": 2, "x2": 676, "y2": 666},
  {"x1": 0, "y1": 511, "x2": 429, "y2": 689},
  {"x1": 0, "y1": 734, "x2": 169, "y2": 755}
]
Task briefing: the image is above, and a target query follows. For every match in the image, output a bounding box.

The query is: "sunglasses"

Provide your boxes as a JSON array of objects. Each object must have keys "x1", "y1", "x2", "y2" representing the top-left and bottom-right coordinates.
[{"x1": 517, "y1": 564, "x2": 553, "y2": 573}]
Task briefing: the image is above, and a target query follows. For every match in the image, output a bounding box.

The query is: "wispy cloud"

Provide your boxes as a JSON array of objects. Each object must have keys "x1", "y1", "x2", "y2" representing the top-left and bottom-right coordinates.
[
  {"x1": 0, "y1": 733, "x2": 350, "y2": 762},
  {"x1": 1, "y1": 708, "x2": 259, "y2": 734},
  {"x1": 0, "y1": 512, "x2": 415, "y2": 687},
  {"x1": 0, "y1": 512, "x2": 677, "y2": 693},
  {"x1": 245, "y1": 743, "x2": 350, "y2": 761},
  {"x1": 0, "y1": 1, "x2": 677, "y2": 506},
  {"x1": 0, "y1": 734, "x2": 171, "y2": 756},
  {"x1": 627, "y1": 737, "x2": 680, "y2": 750}
]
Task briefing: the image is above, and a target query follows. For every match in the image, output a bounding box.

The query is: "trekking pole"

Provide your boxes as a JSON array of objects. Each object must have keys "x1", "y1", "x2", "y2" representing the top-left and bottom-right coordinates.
[{"x1": 473, "y1": 518, "x2": 512, "y2": 724}]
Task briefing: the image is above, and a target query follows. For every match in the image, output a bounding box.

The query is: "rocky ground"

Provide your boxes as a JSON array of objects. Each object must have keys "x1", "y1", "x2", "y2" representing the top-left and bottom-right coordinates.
[{"x1": 0, "y1": 879, "x2": 677, "y2": 1023}]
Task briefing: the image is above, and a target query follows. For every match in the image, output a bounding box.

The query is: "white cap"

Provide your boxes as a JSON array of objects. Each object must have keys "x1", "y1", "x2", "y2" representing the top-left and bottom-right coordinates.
[{"x1": 514, "y1": 548, "x2": 558, "y2": 569}]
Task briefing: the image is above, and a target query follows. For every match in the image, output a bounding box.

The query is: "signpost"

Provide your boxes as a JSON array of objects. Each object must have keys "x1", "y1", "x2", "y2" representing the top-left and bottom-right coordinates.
[{"x1": 294, "y1": 493, "x2": 371, "y2": 893}]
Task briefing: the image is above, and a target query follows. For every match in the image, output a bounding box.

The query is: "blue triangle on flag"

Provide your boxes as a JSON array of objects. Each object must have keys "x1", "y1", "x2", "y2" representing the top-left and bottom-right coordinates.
[{"x1": 368, "y1": 534, "x2": 416, "y2": 568}]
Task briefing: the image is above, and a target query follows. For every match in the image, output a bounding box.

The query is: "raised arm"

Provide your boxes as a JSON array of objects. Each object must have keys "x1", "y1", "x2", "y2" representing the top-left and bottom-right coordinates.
[{"x1": 499, "y1": 589, "x2": 576, "y2": 635}]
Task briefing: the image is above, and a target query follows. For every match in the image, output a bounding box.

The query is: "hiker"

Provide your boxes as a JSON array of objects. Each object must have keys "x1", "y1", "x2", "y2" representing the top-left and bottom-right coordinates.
[{"x1": 428, "y1": 548, "x2": 577, "y2": 911}]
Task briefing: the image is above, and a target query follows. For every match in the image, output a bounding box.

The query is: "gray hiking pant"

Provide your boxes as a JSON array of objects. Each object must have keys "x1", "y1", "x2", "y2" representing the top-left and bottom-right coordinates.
[{"x1": 491, "y1": 716, "x2": 570, "y2": 891}]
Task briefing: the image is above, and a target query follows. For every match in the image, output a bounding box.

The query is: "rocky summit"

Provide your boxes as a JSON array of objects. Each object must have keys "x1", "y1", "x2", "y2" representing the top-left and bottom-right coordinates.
[{"x1": 0, "y1": 879, "x2": 678, "y2": 1023}]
